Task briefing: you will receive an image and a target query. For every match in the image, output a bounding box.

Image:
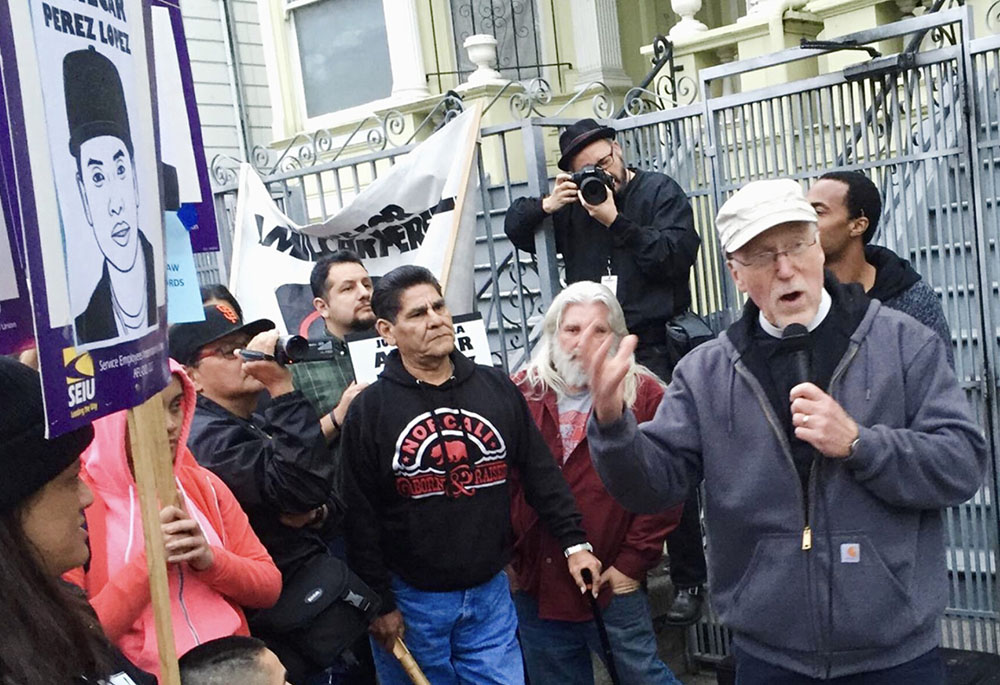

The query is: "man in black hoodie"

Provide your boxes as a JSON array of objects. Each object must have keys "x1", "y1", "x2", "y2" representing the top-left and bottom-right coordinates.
[
  {"x1": 341, "y1": 265, "x2": 601, "y2": 685},
  {"x1": 808, "y1": 170, "x2": 953, "y2": 367}
]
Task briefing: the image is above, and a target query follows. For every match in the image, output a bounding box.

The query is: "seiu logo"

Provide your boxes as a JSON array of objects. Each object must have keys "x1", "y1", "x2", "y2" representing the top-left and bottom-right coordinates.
[
  {"x1": 64, "y1": 348, "x2": 98, "y2": 416},
  {"x1": 68, "y1": 378, "x2": 95, "y2": 407}
]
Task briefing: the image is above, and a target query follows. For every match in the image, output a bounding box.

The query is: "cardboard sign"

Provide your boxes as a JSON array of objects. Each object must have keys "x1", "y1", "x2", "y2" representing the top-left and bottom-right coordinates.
[{"x1": 347, "y1": 312, "x2": 494, "y2": 384}]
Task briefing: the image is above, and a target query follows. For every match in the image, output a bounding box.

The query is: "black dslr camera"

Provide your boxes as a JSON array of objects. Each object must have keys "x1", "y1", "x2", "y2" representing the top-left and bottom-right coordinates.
[{"x1": 571, "y1": 165, "x2": 615, "y2": 205}]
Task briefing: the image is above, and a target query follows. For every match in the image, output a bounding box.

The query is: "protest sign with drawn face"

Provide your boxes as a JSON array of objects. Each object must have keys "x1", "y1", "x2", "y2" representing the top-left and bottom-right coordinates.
[
  {"x1": 2, "y1": 0, "x2": 170, "y2": 437},
  {"x1": 64, "y1": 47, "x2": 156, "y2": 344}
]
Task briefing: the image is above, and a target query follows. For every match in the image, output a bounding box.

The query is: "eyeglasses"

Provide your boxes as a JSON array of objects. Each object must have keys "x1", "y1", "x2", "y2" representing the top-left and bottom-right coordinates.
[
  {"x1": 196, "y1": 339, "x2": 249, "y2": 362},
  {"x1": 595, "y1": 143, "x2": 615, "y2": 171},
  {"x1": 729, "y1": 234, "x2": 819, "y2": 270}
]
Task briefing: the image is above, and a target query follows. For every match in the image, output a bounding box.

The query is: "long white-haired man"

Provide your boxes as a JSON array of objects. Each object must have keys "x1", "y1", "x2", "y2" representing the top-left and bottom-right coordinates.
[{"x1": 509, "y1": 281, "x2": 684, "y2": 684}]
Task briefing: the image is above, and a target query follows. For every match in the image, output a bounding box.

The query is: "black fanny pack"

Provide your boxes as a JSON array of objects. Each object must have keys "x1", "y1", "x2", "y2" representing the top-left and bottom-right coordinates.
[
  {"x1": 250, "y1": 552, "x2": 380, "y2": 668},
  {"x1": 665, "y1": 311, "x2": 715, "y2": 367}
]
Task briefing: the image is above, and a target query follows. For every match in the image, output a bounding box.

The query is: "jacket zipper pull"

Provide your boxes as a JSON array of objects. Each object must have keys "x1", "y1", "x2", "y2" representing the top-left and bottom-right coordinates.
[{"x1": 802, "y1": 526, "x2": 813, "y2": 551}]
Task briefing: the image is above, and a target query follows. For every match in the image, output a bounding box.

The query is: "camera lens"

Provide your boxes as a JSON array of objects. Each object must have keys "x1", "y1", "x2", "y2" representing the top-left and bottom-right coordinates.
[
  {"x1": 276, "y1": 335, "x2": 310, "y2": 363},
  {"x1": 579, "y1": 176, "x2": 608, "y2": 205}
]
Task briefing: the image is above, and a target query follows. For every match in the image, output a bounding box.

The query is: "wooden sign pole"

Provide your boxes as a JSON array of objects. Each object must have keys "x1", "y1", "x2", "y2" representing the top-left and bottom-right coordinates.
[
  {"x1": 392, "y1": 637, "x2": 431, "y2": 685},
  {"x1": 127, "y1": 391, "x2": 181, "y2": 685},
  {"x1": 438, "y1": 100, "x2": 483, "y2": 296}
]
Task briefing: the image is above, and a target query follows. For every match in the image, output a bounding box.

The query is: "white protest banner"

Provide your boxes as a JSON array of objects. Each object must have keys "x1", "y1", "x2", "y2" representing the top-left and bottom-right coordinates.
[
  {"x1": 230, "y1": 103, "x2": 482, "y2": 337},
  {"x1": 346, "y1": 312, "x2": 493, "y2": 384}
]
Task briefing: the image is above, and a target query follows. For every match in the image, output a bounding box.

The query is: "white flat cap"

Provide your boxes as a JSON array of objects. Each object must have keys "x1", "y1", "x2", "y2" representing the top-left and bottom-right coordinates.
[{"x1": 716, "y1": 179, "x2": 818, "y2": 253}]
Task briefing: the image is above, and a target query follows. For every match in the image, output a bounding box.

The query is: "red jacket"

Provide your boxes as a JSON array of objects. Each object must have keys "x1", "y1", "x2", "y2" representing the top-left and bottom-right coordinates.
[{"x1": 510, "y1": 371, "x2": 682, "y2": 622}]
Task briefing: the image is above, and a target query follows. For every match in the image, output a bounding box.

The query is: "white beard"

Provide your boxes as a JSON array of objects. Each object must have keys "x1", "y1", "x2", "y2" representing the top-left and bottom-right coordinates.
[{"x1": 551, "y1": 341, "x2": 589, "y2": 390}]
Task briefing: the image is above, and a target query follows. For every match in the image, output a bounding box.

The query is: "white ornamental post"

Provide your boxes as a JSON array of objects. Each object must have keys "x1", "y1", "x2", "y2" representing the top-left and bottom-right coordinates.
[
  {"x1": 463, "y1": 34, "x2": 506, "y2": 87},
  {"x1": 669, "y1": 0, "x2": 708, "y2": 39}
]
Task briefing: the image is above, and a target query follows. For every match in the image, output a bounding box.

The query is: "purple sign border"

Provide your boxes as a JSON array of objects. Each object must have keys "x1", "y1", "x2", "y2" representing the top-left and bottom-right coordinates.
[
  {"x1": 152, "y1": 0, "x2": 219, "y2": 253},
  {"x1": 0, "y1": 70, "x2": 34, "y2": 354}
]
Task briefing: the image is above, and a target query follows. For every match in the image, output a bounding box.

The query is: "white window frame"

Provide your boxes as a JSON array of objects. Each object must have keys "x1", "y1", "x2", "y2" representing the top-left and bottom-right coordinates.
[{"x1": 282, "y1": 0, "x2": 397, "y2": 131}]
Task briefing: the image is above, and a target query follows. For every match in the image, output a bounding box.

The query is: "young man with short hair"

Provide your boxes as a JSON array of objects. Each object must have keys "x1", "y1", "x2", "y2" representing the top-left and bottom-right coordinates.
[
  {"x1": 808, "y1": 170, "x2": 953, "y2": 366},
  {"x1": 290, "y1": 250, "x2": 375, "y2": 441}
]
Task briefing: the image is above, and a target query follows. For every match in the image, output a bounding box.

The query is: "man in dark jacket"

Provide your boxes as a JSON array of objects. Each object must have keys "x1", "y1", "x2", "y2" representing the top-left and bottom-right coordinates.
[
  {"x1": 341, "y1": 265, "x2": 601, "y2": 685},
  {"x1": 585, "y1": 178, "x2": 986, "y2": 683},
  {"x1": 170, "y1": 304, "x2": 350, "y2": 683},
  {"x1": 505, "y1": 117, "x2": 707, "y2": 623},
  {"x1": 808, "y1": 170, "x2": 953, "y2": 366},
  {"x1": 504, "y1": 118, "x2": 701, "y2": 379}
]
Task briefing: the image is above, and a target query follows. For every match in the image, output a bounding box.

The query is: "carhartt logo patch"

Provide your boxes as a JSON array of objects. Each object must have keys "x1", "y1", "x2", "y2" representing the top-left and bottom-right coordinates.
[{"x1": 840, "y1": 543, "x2": 860, "y2": 563}]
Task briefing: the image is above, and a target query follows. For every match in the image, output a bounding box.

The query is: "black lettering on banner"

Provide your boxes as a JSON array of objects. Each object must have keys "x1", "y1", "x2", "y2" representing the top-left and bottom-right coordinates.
[
  {"x1": 42, "y1": 1, "x2": 130, "y2": 49},
  {"x1": 457, "y1": 336, "x2": 473, "y2": 352},
  {"x1": 355, "y1": 238, "x2": 377, "y2": 259},
  {"x1": 375, "y1": 351, "x2": 389, "y2": 368},
  {"x1": 252, "y1": 197, "x2": 458, "y2": 262}
]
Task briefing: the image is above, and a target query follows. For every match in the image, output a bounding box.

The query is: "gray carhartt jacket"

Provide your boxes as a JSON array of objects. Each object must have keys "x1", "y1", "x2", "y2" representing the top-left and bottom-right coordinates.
[{"x1": 588, "y1": 298, "x2": 986, "y2": 679}]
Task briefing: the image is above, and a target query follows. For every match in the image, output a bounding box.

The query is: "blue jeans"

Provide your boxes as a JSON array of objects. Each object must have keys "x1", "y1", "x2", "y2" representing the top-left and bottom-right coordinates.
[
  {"x1": 514, "y1": 590, "x2": 683, "y2": 685},
  {"x1": 370, "y1": 572, "x2": 524, "y2": 685},
  {"x1": 734, "y1": 646, "x2": 945, "y2": 684}
]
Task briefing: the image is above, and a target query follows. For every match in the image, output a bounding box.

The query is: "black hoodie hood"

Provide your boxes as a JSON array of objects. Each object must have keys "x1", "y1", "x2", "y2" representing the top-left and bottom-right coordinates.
[{"x1": 865, "y1": 244, "x2": 921, "y2": 302}]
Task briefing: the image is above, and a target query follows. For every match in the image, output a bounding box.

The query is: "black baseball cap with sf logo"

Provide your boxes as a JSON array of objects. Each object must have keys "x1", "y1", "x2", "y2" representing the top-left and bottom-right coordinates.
[{"x1": 168, "y1": 304, "x2": 274, "y2": 366}]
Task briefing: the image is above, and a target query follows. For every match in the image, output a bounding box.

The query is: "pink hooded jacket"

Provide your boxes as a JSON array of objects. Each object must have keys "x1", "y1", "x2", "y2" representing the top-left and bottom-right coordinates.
[{"x1": 65, "y1": 361, "x2": 281, "y2": 676}]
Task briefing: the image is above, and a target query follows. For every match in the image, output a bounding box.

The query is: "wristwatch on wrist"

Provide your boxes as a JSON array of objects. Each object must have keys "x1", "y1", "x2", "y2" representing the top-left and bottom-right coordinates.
[
  {"x1": 847, "y1": 435, "x2": 861, "y2": 457},
  {"x1": 563, "y1": 542, "x2": 594, "y2": 558}
]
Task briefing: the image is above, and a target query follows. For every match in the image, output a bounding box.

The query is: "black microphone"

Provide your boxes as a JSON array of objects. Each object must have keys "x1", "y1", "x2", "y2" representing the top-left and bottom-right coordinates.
[{"x1": 781, "y1": 323, "x2": 811, "y2": 387}]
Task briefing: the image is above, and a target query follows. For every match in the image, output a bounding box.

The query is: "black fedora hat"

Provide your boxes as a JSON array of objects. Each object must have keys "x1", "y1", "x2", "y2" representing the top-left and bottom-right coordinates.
[{"x1": 557, "y1": 118, "x2": 616, "y2": 171}]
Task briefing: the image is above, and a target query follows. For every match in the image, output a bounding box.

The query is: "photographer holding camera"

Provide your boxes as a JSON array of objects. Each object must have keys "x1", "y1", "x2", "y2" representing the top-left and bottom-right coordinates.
[
  {"x1": 504, "y1": 118, "x2": 709, "y2": 625},
  {"x1": 505, "y1": 119, "x2": 700, "y2": 382}
]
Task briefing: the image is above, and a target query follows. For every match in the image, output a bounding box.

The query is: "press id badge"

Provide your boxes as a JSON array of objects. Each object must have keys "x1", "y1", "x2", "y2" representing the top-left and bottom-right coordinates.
[{"x1": 601, "y1": 274, "x2": 618, "y2": 296}]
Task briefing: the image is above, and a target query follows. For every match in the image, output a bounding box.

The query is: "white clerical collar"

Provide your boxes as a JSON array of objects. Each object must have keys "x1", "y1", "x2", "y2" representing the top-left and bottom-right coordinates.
[{"x1": 759, "y1": 288, "x2": 832, "y2": 338}]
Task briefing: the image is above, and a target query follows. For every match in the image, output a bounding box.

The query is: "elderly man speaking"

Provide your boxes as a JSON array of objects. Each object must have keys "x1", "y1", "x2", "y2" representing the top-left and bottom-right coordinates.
[{"x1": 583, "y1": 179, "x2": 986, "y2": 684}]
